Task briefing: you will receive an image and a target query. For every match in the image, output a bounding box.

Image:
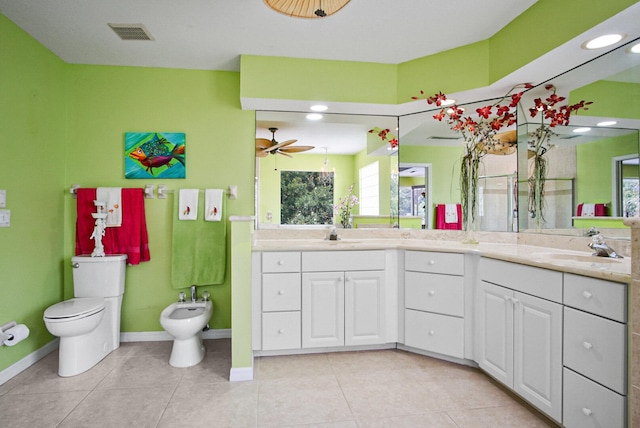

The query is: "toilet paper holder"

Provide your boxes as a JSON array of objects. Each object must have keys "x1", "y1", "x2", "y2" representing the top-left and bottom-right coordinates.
[{"x1": 0, "y1": 321, "x2": 17, "y2": 344}]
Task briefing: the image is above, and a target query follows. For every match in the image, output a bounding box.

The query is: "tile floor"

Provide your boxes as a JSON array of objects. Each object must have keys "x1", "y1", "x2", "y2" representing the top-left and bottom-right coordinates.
[{"x1": 0, "y1": 339, "x2": 557, "y2": 427}]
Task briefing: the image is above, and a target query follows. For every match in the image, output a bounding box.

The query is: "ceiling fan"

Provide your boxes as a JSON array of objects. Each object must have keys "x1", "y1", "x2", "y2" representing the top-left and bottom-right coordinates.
[{"x1": 256, "y1": 127, "x2": 314, "y2": 158}]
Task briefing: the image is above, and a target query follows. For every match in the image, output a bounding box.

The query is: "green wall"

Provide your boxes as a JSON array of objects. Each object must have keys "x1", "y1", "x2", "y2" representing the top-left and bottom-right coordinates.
[
  {"x1": 0, "y1": 15, "x2": 68, "y2": 372},
  {"x1": 576, "y1": 133, "x2": 639, "y2": 204},
  {"x1": 63, "y1": 65, "x2": 255, "y2": 333}
]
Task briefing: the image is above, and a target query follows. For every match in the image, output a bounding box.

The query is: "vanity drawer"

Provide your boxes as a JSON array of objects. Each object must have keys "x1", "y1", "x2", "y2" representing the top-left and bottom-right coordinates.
[
  {"x1": 479, "y1": 257, "x2": 562, "y2": 303},
  {"x1": 564, "y1": 273, "x2": 627, "y2": 322},
  {"x1": 262, "y1": 252, "x2": 301, "y2": 273},
  {"x1": 262, "y1": 273, "x2": 301, "y2": 312},
  {"x1": 405, "y1": 251, "x2": 464, "y2": 275},
  {"x1": 563, "y1": 368, "x2": 625, "y2": 428},
  {"x1": 301, "y1": 250, "x2": 385, "y2": 272},
  {"x1": 262, "y1": 312, "x2": 301, "y2": 350},
  {"x1": 564, "y1": 307, "x2": 627, "y2": 394},
  {"x1": 404, "y1": 309, "x2": 464, "y2": 358},
  {"x1": 404, "y1": 271, "x2": 463, "y2": 317}
]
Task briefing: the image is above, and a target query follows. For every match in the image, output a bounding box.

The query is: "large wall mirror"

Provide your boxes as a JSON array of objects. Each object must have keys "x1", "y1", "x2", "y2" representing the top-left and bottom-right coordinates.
[
  {"x1": 255, "y1": 111, "x2": 399, "y2": 229},
  {"x1": 516, "y1": 38, "x2": 640, "y2": 236},
  {"x1": 398, "y1": 38, "x2": 640, "y2": 236}
]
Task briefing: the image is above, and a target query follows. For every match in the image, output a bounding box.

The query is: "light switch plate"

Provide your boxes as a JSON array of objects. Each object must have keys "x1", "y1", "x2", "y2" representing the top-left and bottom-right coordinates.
[
  {"x1": 0, "y1": 209, "x2": 10, "y2": 227},
  {"x1": 0, "y1": 190, "x2": 5, "y2": 208}
]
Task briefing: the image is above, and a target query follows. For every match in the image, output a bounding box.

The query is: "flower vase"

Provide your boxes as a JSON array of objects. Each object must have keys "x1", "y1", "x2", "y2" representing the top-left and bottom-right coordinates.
[
  {"x1": 461, "y1": 154, "x2": 480, "y2": 244},
  {"x1": 529, "y1": 153, "x2": 547, "y2": 232}
]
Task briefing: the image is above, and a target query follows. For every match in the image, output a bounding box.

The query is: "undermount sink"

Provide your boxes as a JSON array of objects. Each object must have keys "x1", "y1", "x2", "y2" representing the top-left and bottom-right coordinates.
[{"x1": 532, "y1": 252, "x2": 623, "y2": 265}]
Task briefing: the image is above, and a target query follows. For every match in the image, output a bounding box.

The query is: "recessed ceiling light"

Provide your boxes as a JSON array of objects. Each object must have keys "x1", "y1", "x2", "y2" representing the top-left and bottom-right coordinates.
[
  {"x1": 573, "y1": 127, "x2": 592, "y2": 133},
  {"x1": 628, "y1": 42, "x2": 640, "y2": 54},
  {"x1": 310, "y1": 105, "x2": 328, "y2": 112},
  {"x1": 440, "y1": 99, "x2": 456, "y2": 106},
  {"x1": 306, "y1": 113, "x2": 323, "y2": 120},
  {"x1": 597, "y1": 120, "x2": 618, "y2": 127},
  {"x1": 582, "y1": 34, "x2": 625, "y2": 49}
]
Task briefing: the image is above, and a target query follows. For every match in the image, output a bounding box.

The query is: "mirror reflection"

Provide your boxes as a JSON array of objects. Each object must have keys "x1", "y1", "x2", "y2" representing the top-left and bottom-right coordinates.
[
  {"x1": 516, "y1": 39, "x2": 640, "y2": 235},
  {"x1": 399, "y1": 99, "x2": 519, "y2": 232},
  {"x1": 255, "y1": 111, "x2": 398, "y2": 229}
]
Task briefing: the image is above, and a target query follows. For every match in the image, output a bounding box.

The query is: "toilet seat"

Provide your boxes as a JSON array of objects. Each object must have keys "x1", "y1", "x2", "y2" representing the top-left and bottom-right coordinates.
[{"x1": 44, "y1": 297, "x2": 105, "y2": 322}]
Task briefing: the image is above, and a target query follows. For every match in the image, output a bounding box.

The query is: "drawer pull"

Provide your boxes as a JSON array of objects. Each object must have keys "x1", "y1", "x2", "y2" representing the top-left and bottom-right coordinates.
[
  {"x1": 428, "y1": 260, "x2": 435, "y2": 265},
  {"x1": 278, "y1": 290, "x2": 285, "y2": 295},
  {"x1": 583, "y1": 291, "x2": 593, "y2": 299},
  {"x1": 277, "y1": 260, "x2": 284, "y2": 266},
  {"x1": 582, "y1": 408, "x2": 592, "y2": 416},
  {"x1": 278, "y1": 329, "x2": 285, "y2": 334},
  {"x1": 428, "y1": 290, "x2": 436, "y2": 296},
  {"x1": 583, "y1": 341, "x2": 593, "y2": 350},
  {"x1": 429, "y1": 330, "x2": 435, "y2": 336}
]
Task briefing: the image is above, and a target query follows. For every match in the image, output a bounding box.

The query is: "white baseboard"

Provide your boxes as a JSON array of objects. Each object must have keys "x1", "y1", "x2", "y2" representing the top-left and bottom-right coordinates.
[
  {"x1": 0, "y1": 339, "x2": 59, "y2": 386},
  {"x1": 119, "y1": 328, "x2": 231, "y2": 343},
  {"x1": 229, "y1": 366, "x2": 253, "y2": 382}
]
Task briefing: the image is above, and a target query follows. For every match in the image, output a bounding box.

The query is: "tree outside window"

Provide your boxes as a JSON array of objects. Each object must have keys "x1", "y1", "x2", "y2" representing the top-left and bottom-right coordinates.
[{"x1": 281, "y1": 171, "x2": 334, "y2": 224}]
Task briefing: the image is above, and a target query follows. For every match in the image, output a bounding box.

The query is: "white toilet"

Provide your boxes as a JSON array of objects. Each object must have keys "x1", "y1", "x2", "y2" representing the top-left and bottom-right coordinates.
[
  {"x1": 44, "y1": 254, "x2": 127, "y2": 377},
  {"x1": 160, "y1": 299, "x2": 213, "y2": 368}
]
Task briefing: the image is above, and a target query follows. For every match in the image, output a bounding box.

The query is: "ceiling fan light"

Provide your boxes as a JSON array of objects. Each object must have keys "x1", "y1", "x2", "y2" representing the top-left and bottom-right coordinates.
[
  {"x1": 582, "y1": 34, "x2": 624, "y2": 50},
  {"x1": 263, "y1": 0, "x2": 350, "y2": 19}
]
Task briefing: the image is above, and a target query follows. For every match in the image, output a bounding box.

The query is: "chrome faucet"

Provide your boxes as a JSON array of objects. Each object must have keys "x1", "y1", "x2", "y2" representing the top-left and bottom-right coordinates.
[
  {"x1": 588, "y1": 234, "x2": 623, "y2": 258},
  {"x1": 326, "y1": 226, "x2": 339, "y2": 241},
  {"x1": 190, "y1": 285, "x2": 197, "y2": 302}
]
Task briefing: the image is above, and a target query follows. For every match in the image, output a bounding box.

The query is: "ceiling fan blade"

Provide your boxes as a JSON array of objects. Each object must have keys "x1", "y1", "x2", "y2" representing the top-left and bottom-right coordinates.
[
  {"x1": 263, "y1": 139, "x2": 297, "y2": 153},
  {"x1": 280, "y1": 146, "x2": 315, "y2": 153},
  {"x1": 277, "y1": 151, "x2": 293, "y2": 158},
  {"x1": 255, "y1": 147, "x2": 269, "y2": 158},
  {"x1": 256, "y1": 138, "x2": 271, "y2": 149}
]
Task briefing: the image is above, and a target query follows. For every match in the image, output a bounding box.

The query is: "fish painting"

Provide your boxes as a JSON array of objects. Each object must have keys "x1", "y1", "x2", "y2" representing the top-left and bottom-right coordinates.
[{"x1": 128, "y1": 133, "x2": 185, "y2": 176}]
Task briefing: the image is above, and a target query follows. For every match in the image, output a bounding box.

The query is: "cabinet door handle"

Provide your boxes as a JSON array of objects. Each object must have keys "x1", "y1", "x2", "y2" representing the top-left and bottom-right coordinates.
[
  {"x1": 278, "y1": 329, "x2": 285, "y2": 334},
  {"x1": 428, "y1": 290, "x2": 435, "y2": 296},
  {"x1": 583, "y1": 291, "x2": 593, "y2": 299},
  {"x1": 504, "y1": 295, "x2": 511, "y2": 302},
  {"x1": 583, "y1": 341, "x2": 593, "y2": 350},
  {"x1": 428, "y1": 260, "x2": 435, "y2": 265},
  {"x1": 582, "y1": 407, "x2": 592, "y2": 416},
  {"x1": 346, "y1": 276, "x2": 352, "y2": 282},
  {"x1": 278, "y1": 290, "x2": 285, "y2": 295},
  {"x1": 512, "y1": 297, "x2": 519, "y2": 305}
]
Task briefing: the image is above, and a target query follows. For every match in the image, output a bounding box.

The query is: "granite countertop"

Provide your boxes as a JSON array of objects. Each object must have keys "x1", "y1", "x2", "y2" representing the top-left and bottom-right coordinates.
[{"x1": 253, "y1": 237, "x2": 631, "y2": 283}]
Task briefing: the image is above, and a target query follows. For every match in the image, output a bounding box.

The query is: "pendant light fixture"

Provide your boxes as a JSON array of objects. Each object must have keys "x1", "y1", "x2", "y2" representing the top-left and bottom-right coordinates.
[{"x1": 263, "y1": 0, "x2": 350, "y2": 18}]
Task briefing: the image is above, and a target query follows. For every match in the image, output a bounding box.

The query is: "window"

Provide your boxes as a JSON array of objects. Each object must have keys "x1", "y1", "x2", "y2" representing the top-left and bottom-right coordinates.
[
  {"x1": 280, "y1": 171, "x2": 334, "y2": 224},
  {"x1": 359, "y1": 161, "x2": 379, "y2": 215}
]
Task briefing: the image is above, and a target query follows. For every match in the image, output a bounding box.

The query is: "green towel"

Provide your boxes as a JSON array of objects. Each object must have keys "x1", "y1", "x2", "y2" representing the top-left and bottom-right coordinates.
[{"x1": 171, "y1": 192, "x2": 226, "y2": 289}]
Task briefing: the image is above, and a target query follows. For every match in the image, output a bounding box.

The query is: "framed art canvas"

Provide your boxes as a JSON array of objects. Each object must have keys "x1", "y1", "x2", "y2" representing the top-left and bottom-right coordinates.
[{"x1": 125, "y1": 132, "x2": 186, "y2": 179}]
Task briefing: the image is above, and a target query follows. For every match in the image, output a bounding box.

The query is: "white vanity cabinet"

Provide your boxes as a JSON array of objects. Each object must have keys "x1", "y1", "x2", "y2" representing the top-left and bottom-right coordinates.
[
  {"x1": 259, "y1": 252, "x2": 302, "y2": 351},
  {"x1": 301, "y1": 251, "x2": 386, "y2": 348},
  {"x1": 562, "y1": 274, "x2": 627, "y2": 428},
  {"x1": 403, "y1": 251, "x2": 465, "y2": 358},
  {"x1": 476, "y1": 258, "x2": 563, "y2": 423}
]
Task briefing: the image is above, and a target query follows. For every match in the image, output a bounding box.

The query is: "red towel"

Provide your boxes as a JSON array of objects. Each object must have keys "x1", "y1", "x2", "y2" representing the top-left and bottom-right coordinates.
[
  {"x1": 436, "y1": 204, "x2": 462, "y2": 230},
  {"x1": 576, "y1": 203, "x2": 607, "y2": 217},
  {"x1": 75, "y1": 188, "x2": 151, "y2": 264}
]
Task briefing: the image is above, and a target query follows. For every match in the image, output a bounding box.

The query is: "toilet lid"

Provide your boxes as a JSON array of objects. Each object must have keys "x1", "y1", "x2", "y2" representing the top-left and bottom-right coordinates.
[{"x1": 44, "y1": 297, "x2": 105, "y2": 319}]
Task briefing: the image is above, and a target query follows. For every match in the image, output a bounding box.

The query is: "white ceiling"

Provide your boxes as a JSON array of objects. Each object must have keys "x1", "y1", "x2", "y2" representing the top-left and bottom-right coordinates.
[{"x1": 0, "y1": 0, "x2": 538, "y2": 71}]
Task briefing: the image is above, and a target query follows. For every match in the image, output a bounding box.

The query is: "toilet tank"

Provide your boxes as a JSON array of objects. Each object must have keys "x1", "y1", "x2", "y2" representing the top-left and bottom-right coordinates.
[{"x1": 72, "y1": 254, "x2": 127, "y2": 298}]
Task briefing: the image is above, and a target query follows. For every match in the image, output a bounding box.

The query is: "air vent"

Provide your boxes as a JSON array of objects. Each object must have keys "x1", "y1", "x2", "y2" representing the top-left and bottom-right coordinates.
[
  {"x1": 108, "y1": 24, "x2": 154, "y2": 41},
  {"x1": 426, "y1": 136, "x2": 460, "y2": 140},
  {"x1": 559, "y1": 135, "x2": 580, "y2": 140}
]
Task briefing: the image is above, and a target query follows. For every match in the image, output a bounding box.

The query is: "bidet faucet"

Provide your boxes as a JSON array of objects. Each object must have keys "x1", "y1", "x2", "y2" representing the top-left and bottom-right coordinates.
[
  {"x1": 588, "y1": 234, "x2": 623, "y2": 258},
  {"x1": 190, "y1": 285, "x2": 197, "y2": 302}
]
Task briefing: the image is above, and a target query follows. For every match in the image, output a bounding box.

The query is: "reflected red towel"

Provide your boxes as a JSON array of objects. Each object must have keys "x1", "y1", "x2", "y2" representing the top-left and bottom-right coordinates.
[
  {"x1": 576, "y1": 203, "x2": 607, "y2": 217},
  {"x1": 436, "y1": 204, "x2": 462, "y2": 230},
  {"x1": 75, "y1": 188, "x2": 150, "y2": 264}
]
